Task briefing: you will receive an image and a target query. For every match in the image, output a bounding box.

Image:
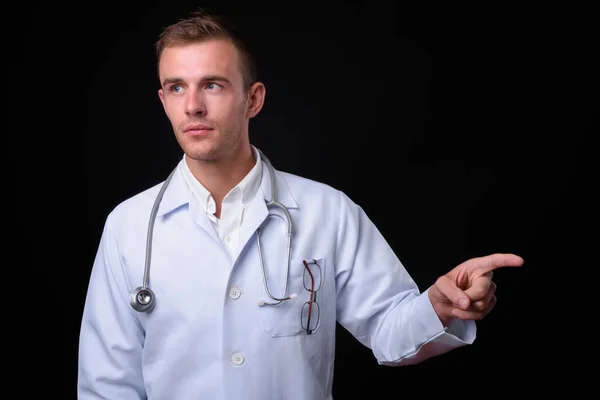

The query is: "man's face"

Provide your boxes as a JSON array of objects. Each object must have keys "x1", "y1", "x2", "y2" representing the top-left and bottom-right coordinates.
[{"x1": 158, "y1": 39, "x2": 250, "y2": 162}]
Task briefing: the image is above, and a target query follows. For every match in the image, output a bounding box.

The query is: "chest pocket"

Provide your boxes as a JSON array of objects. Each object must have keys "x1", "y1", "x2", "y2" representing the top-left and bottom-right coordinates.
[{"x1": 259, "y1": 257, "x2": 326, "y2": 337}]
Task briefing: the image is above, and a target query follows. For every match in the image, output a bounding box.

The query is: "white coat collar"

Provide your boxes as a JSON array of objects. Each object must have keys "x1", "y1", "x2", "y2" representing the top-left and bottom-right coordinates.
[{"x1": 155, "y1": 154, "x2": 299, "y2": 218}]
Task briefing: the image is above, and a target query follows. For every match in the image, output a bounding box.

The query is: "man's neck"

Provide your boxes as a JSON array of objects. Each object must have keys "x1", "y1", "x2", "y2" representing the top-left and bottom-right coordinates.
[{"x1": 185, "y1": 145, "x2": 256, "y2": 218}]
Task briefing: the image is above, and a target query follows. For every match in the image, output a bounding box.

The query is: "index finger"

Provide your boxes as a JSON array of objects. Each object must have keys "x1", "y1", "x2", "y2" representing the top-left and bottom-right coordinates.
[{"x1": 460, "y1": 253, "x2": 524, "y2": 275}]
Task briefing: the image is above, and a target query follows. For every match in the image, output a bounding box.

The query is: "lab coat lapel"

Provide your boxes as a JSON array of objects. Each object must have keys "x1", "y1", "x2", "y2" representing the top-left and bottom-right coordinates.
[
  {"x1": 155, "y1": 161, "x2": 222, "y2": 246},
  {"x1": 234, "y1": 160, "x2": 299, "y2": 262}
]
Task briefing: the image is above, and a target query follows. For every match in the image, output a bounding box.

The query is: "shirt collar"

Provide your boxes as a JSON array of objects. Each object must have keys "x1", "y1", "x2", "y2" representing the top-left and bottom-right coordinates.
[
  {"x1": 155, "y1": 148, "x2": 298, "y2": 218},
  {"x1": 179, "y1": 145, "x2": 263, "y2": 215},
  {"x1": 236, "y1": 145, "x2": 262, "y2": 205}
]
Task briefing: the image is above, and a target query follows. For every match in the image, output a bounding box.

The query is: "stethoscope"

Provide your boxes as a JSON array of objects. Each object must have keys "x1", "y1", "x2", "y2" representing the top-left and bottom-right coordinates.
[{"x1": 129, "y1": 150, "x2": 296, "y2": 313}]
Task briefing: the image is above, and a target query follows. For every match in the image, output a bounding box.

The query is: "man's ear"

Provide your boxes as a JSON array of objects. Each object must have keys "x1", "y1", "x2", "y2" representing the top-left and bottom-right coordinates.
[
  {"x1": 158, "y1": 88, "x2": 167, "y2": 114},
  {"x1": 247, "y1": 82, "x2": 266, "y2": 118}
]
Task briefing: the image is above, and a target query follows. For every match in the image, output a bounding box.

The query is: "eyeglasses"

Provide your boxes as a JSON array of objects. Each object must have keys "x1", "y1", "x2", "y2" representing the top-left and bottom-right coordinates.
[{"x1": 301, "y1": 259, "x2": 322, "y2": 335}]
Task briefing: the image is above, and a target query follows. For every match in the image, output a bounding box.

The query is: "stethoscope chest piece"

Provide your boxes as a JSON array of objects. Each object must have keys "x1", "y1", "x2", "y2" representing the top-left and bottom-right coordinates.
[{"x1": 130, "y1": 286, "x2": 156, "y2": 312}]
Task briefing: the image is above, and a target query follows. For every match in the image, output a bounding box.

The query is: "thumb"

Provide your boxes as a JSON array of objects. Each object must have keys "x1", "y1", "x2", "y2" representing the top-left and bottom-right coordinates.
[{"x1": 434, "y1": 274, "x2": 471, "y2": 310}]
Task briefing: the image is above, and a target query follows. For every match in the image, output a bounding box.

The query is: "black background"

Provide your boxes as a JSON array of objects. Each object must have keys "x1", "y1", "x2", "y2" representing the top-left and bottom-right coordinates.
[{"x1": 7, "y1": 0, "x2": 594, "y2": 397}]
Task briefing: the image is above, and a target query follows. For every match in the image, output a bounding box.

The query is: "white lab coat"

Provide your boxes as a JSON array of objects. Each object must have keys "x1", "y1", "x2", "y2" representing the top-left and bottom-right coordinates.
[{"x1": 78, "y1": 155, "x2": 476, "y2": 400}]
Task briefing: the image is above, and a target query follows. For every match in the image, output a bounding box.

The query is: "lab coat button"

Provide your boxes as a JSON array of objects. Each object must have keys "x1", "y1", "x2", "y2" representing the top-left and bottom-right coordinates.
[
  {"x1": 229, "y1": 287, "x2": 241, "y2": 299},
  {"x1": 225, "y1": 236, "x2": 231, "y2": 243},
  {"x1": 232, "y1": 353, "x2": 244, "y2": 365}
]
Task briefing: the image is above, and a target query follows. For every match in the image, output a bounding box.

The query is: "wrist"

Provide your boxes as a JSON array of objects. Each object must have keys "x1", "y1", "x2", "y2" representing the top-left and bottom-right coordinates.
[{"x1": 427, "y1": 285, "x2": 454, "y2": 327}]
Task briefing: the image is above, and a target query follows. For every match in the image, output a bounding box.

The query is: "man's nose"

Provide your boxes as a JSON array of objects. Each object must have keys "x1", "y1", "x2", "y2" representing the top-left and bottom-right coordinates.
[{"x1": 185, "y1": 91, "x2": 206, "y2": 116}]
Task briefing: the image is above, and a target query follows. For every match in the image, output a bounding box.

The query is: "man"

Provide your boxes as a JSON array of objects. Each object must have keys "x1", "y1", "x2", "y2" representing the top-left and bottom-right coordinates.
[{"x1": 78, "y1": 9, "x2": 524, "y2": 399}]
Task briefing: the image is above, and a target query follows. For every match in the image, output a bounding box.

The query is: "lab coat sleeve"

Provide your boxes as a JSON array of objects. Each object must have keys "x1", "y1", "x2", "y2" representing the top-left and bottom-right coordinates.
[
  {"x1": 78, "y1": 215, "x2": 146, "y2": 399},
  {"x1": 334, "y1": 191, "x2": 476, "y2": 366}
]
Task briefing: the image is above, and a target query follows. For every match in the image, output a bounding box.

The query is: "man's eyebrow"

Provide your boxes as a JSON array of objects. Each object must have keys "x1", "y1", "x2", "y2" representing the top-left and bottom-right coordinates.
[
  {"x1": 162, "y1": 77, "x2": 184, "y2": 87},
  {"x1": 203, "y1": 75, "x2": 231, "y2": 84},
  {"x1": 161, "y1": 75, "x2": 232, "y2": 87}
]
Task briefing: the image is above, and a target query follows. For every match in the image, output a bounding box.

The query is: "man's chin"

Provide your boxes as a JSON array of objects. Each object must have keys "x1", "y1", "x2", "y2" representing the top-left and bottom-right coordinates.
[{"x1": 184, "y1": 147, "x2": 219, "y2": 163}]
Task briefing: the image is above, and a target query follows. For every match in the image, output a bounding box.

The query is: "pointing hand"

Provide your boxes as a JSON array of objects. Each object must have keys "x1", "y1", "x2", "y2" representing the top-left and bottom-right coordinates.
[{"x1": 428, "y1": 253, "x2": 524, "y2": 326}]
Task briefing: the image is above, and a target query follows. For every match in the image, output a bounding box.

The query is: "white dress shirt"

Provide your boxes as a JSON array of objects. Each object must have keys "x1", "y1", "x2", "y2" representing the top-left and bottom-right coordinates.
[{"x1": 180, "y1": 146, "x2": 262, "y2": 260}]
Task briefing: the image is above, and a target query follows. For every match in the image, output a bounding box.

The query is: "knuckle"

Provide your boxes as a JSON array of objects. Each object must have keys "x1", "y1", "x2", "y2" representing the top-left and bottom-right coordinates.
[
  {"x1": 474, "y1": 287, "x2": 487, "y2": 299},
  {"x1": 472, "y1": 300, "x2": 486, "y2": 312}
]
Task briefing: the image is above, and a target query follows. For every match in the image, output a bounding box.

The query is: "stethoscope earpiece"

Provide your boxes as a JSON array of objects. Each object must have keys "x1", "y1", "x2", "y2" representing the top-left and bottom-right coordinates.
[{"x1": 130, "y1": 286, "x2": 156, "y2": 313}]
